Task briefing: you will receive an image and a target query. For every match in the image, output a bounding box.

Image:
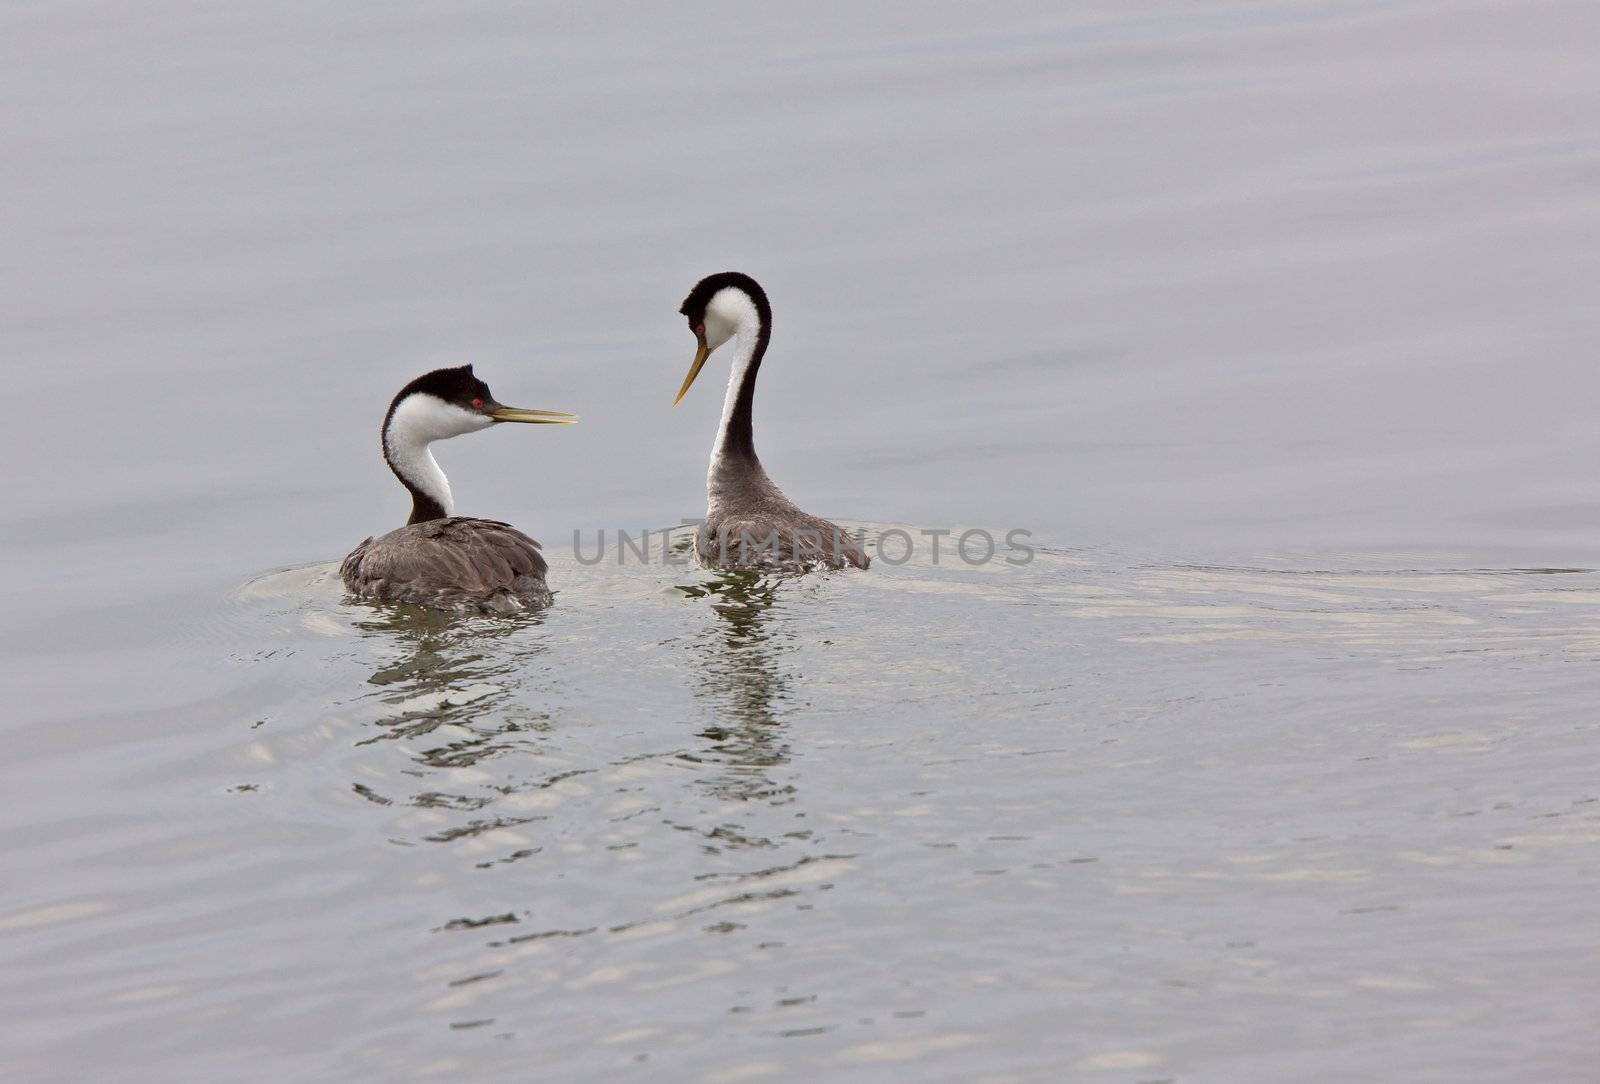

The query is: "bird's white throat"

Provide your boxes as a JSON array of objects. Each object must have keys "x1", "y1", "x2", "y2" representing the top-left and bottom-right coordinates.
[{"x1": 384, "y1": 392, "x2": 490, "y2": 517}]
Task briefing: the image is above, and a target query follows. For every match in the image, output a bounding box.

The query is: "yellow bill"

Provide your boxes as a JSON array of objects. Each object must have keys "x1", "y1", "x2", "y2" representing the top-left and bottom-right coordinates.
[
  {"x1": 673, "y1": 339, "x2": 711, "y2": 406},
  {"x1": 488, "y1": 406, "x2": 578, "y2": 424}
]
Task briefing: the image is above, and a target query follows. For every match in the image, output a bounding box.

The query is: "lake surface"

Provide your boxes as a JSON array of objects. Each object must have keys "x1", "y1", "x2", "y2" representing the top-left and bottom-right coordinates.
[{"x1": 3, "y1": 2, "x2": 1599, "y2": 1080}]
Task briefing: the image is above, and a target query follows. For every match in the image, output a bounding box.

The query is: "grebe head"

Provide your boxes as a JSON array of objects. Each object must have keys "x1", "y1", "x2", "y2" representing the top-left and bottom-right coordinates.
[
  {"x1": 385, "y1": 365, "x2": 575, "y2": 442},
  {"x1": 380, "y1": 364, "x2": 575, "y2": 524},
  {"x1": 674, "y1": 272, "x2": 771, "y2": 406}
]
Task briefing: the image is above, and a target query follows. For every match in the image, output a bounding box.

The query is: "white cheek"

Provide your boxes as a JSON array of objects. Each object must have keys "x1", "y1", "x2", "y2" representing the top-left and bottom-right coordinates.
[
  {"x1": 704, "y1": 288, "x2": 758, "y2": 352},
  {"x1": 704, "y1": 314, "x2": 736, "y2": 352},
  {"x1": 391, "y1": 394, "x2": 486, "y2": 442},
  {"x1": 433, "y1": 402, "x2": 487, "y2": 438}
]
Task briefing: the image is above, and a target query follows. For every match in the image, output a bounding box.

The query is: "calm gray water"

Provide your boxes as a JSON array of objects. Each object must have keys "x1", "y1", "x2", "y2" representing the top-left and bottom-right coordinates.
[{"x1": 4, "y1": 2, "x2": 1599, "y2": 1080}]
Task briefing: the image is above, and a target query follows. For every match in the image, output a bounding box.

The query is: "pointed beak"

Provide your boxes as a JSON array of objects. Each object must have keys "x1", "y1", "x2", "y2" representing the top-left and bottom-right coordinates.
[
  {"x1": 673, "y1": 335, "x2": 711, "y2": 406},
  {"x1": 485, "y1": 404, "x2": 577, "y2": 424}
]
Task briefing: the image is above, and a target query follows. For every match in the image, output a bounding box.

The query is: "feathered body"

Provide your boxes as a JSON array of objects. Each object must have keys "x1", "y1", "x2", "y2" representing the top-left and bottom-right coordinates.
[
  {"x1": 700, "y1": 456, "x2": 868, "y2": 571},
  {"x1": 341, "y1": 517, "x2": 551, "y2": 613}
]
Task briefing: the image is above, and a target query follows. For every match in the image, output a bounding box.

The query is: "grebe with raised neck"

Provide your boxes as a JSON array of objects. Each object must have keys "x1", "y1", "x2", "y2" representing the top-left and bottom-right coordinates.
[{"x1": 673, "y1": 272, "x2": 869, "y2": 572}]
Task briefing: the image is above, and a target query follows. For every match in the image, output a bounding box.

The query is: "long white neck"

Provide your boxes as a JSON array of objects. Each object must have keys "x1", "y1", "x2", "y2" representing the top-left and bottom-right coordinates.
[
  {"x1": 388, "y1": 438, "x2": 454, "y2": 516},
  {"x1": 710, "y1": 323, "x2": 761, "y2": 468},
  {"x1": 384, "y1": 395, "x2": 459, "y2": 522},
  {"x1": 705, "y1": 285, "x2": 768, "y2": 488}
]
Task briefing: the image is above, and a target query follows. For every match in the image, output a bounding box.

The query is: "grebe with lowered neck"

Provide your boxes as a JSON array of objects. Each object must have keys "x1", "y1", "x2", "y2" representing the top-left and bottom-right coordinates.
[
  {"x1": 673, "y1": 272, "x2": 869, "y2": 571},
  {"x1": 340, "y1": 364, "x2": 575, "y2": 613}
]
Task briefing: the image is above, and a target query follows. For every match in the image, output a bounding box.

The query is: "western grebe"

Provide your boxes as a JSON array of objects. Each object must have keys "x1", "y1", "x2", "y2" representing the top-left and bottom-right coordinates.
[
  {"x1": 674, "y1": 272, "x2": 869, "y2": 571},
  {"x1": 340, "y1": 364, "x2": 575, "y2": 613}
]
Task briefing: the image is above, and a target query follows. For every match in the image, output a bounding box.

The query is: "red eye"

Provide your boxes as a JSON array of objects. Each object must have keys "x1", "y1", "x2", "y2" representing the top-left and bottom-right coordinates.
[
  {"x1": 694, "y1": 324, "x2": 705, "y2": 337},
  {"x1": 471, "y1": 397, "x2": 483, "y2": 409}
]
